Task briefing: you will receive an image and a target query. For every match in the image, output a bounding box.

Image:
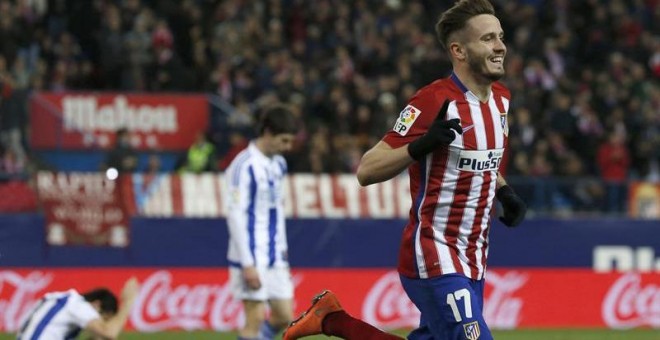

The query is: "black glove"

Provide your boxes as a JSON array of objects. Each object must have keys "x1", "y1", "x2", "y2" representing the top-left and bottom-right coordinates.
[
  {"x1": 496, "y1": 185, "x2": 527, "y2": 227},
  {"x1": 407, "y1": 100, "x2": 463, "y2": 161}
]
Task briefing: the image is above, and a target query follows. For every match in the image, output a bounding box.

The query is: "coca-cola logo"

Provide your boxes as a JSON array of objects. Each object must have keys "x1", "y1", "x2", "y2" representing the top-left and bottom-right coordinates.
[
  {"x1": 361, "y1": 271, "x2": 527, "y2": 329},
  {"x1": 0, "y1": 271, "x2": 53, "y2": 331},
  {"x1": 483, "y1": 271, "x2": 526, "y2": 329},
  {"x1": 131, "y1": 270, "x2": 303, "y2": 331},
  {"x1": 130, "y1": 270, "x2": 242, "y2": 331},
  {"x1": 602, "y1": 273, "x2": 660, "y2": 328},
  {"x1": 362, "y1": 271, "x2": 419, "y2": 328}
]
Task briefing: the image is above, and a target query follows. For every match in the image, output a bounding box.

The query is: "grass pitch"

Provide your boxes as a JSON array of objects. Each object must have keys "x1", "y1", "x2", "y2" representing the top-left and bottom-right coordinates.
[
  {"x1": 5, "y1": 329, "x2": 658, "y2": 339},
  {"x1": 125, "y1": 329, "x2": 657, "y2": 339}
]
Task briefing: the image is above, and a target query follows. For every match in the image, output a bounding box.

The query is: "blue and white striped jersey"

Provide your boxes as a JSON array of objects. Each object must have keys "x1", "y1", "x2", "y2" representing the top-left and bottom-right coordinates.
[
  {"x1": 17, "y1": 289, "x2": 100, "y2": 340},
  {"x1": 225, "y1": 142, "x2": 289, "y2": 269}
]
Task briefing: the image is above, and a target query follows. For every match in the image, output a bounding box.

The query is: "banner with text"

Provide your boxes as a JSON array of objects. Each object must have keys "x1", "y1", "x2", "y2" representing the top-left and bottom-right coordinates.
[
  {"x1": 36, "y1": 172, "x2": 129, "y2": 247},
  {"x1": 123, "y1": 173, "x2": 411, "y2": 218},
  {"x1": 29, "y1": 92, "x2": 208, "y2": 150},
  {"x1": 0, "y1": 269, "x2": 657, "y2": 332}
]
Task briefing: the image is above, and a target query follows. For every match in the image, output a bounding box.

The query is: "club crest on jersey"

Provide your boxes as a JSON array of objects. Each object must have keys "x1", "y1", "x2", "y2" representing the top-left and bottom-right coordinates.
[
  {"x1": 463, "y1": 321, "x2": 481, "y2": 339},
  {"x1": 230, "y1": 188, "x2": 240, "y2": 203},
  {"x1": 500, "y1": 112, "x2": 509, "y2": 137},
  {"x1": 393, "y1": 104, "x2": 421, "y2": 136}
]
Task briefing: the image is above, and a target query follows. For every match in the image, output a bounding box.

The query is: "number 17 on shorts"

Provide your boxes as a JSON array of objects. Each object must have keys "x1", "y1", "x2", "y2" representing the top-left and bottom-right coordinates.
[{"x1": 400, "y1": 274, "x2": 493, "y2": 340}]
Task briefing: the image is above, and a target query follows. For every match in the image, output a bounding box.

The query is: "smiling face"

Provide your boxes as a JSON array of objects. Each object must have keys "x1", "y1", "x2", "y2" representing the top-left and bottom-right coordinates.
[{"x1": 460, "y1": 14, "x2": 507, "y2": 81}]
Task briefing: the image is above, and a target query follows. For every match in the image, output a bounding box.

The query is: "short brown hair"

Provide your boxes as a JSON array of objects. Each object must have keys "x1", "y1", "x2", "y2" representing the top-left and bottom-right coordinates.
[
  {"x1": 257, "y1": 104, "x2": 298, "y2": 136},
  {"x1": 435, "y1": 0, "x2": 496, "y2": 50}
]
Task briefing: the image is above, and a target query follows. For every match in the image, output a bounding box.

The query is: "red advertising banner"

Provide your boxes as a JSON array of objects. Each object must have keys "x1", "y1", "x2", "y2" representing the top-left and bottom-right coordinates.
[
  {"x1": 35, "y1": 172, "x2": 130, "y2": 246},
  {"x1": 122, "y1": 173, "x2": 412, "y2": 219},
  {"x1": 29, "y1": 92, "x2": 209, "y2": 151},
  {"x1": 0, "y1": 180, "x2": 37, "y2": 212},
  {"x1": 0, "y1": 268, "x2": 657, "y2": 332}
]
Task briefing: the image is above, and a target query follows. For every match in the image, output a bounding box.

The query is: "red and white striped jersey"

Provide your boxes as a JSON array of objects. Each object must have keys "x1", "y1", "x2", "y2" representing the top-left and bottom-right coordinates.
[{"x1": 382, "y1": 73, "x2": 510, "y2": 280}]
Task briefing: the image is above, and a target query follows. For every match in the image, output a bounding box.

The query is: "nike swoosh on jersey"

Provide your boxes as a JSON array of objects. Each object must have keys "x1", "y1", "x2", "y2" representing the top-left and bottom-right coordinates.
[{"x1": 462, "y1": 124, "x2": 475, "y2": 133}]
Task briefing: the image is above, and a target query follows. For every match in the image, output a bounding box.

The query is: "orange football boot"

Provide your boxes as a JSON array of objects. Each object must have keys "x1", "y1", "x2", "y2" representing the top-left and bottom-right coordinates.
[{"x1": 283, "y1": 290, "x2": 343, "y2": 340}]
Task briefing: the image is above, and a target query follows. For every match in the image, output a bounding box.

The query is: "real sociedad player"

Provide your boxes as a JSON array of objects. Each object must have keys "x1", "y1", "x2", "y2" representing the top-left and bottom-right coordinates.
[
  {"x1": 225, "y1": 105, "x2": 299, "y2": 340},
  {"x1": 17, "y1": 277, "x2": 139, "y2": 340}
]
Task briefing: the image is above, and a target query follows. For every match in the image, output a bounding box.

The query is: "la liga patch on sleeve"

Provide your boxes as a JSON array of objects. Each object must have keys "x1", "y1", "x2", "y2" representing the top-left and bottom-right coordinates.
[{"x1": 393, "y1": 104, "x2": 421, "y2": 136}]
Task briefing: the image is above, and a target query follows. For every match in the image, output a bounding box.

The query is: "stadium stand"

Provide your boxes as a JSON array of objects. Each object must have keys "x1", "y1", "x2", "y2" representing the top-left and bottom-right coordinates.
[{"x1": 0, "y1": 0, "x2": 657, "y2": 216}]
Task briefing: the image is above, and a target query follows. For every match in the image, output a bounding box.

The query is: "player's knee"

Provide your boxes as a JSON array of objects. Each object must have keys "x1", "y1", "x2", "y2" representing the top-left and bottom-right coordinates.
[{"x1": 269, "y1": 315, "x2": 293, "y2": 329}]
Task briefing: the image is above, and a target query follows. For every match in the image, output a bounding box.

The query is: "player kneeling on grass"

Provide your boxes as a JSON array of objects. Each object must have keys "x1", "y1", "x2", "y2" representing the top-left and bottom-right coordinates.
[{"x1": 16, "y1": 277, "x2": 139, "y2": 340}]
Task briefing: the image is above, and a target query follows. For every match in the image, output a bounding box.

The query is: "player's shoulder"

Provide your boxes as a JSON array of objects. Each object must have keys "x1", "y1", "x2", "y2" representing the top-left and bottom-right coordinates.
[
  {"x1": 273, "y1": 154, "x2": 287, "y2": 166},
  {"x1": 271, "y1": 155, "x2": 288, "y2": 174},
  {"x1": 227, "y1": 146, "x2": 254, "y2": 169},
  {"x1": 44, "y1": 289, "x2": 78, "y2": 299},
  {"x1": 412, "y1": 77, "x2": 463, "y2": 103},
  {"x1": 492, "y1": 81, "x2": 511, "y2": 99}
]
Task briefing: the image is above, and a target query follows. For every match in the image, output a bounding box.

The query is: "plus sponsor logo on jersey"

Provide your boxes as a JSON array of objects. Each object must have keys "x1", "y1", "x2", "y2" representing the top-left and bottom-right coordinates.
[
  {"x1": 393, "y1": 105, "x2": 421, "y2": 136},
  {"x1": 463, "y1": 321, "x2": 481, "y2": 339},
  {"x1": 456, "y1": 149, "x2": 504, "y2": 173}
]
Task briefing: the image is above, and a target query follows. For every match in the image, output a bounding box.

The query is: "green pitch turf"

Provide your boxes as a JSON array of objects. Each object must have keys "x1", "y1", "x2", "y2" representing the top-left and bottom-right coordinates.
[{"x1": 4, "y1": 329, "x2": 659, "y2": 339}]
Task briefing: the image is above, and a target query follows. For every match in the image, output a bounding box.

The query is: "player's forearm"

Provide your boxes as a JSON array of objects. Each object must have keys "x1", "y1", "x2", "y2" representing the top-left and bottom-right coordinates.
[
  {"x1": 226, "y1": 219, "x2": 256, "y2": 267},
  {"x1": 103, "y1": 302, "x2": 133, "y2": 339},
  {"x1": 496, "y1": 172, "x2": 507, "y2": 189},
  {"x1": 357, "y1": 142, "x2": 414, "y2": 186},
  {"x1": 88, "y1": 302, "x2": 133, "y2": 339}
]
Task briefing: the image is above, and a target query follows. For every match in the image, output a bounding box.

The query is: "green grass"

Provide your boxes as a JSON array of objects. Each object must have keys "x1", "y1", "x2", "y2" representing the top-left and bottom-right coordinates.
[{"x1": 4, "y1": 329, "x2": 659, "y2": 339}]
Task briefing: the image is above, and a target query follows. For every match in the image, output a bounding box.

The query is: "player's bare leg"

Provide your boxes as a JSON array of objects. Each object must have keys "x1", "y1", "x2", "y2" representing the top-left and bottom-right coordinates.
[
  {"x1": 264, "y1": 298, "x2": 294, "y2": 338},
  {"x1": 239, "y1": 300, "x2": 266, "y2": 339}
]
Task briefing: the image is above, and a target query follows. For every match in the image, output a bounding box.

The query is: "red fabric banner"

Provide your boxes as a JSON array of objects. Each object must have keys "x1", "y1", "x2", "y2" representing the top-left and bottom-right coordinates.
[
  {"x1": 0, "y1": 268, "x2": 657, "y2": 332},
  {"x1": 35, "y1": 172, "x2": 130, "y2": 246},
  {"x1": 0, "y1": 180, "x2": 37, "y2": 212},
  {"x1": 29, "y1": 92, "x2": 208, "y2": 151}
]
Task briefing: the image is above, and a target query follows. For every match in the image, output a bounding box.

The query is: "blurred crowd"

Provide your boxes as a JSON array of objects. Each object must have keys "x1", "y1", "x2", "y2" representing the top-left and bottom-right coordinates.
[{"x1": 0, "y1": 0, "x2": 658, "y2": 212}]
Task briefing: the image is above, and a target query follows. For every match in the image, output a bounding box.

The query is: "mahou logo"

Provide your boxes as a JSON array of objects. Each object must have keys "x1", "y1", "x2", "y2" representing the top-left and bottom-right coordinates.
[
  {"x1": 130, "y1": 271, "x2": 242, "y2": 331},
  {"x1": 602, "y1": 273, "x2": 660, "y2": 328},
  {"x1": 62, "y1": 95, "x2": 178, "y2": 133},
  {"x1": 0, "y1": 271, "x2": 53, "y2": 331}
]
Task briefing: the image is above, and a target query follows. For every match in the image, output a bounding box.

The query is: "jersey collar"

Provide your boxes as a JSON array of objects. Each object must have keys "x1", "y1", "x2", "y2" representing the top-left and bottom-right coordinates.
[
  {"x1": 450, "y1": 72, "x2": 469, "y2": 93},
  {"x1": 450, "y1": 72, "x2": 492, "y2": 103},
  {"x1": 249, "y1": 141, "x2": 271, "y2": 161}
]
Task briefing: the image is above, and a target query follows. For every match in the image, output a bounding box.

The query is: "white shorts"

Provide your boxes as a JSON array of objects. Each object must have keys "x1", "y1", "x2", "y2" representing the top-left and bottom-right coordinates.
[{"x1": 229, "y1": 266, "x2": 294, "y2": 301}]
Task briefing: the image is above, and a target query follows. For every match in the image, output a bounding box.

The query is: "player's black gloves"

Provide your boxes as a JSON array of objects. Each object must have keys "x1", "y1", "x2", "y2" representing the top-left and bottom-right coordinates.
[
  {"x1": 407, "y1": 100, "x2": 463, "y2": 161},
  {"x1": 496, "y1": 185, "x2": 527, "y2": 227}
]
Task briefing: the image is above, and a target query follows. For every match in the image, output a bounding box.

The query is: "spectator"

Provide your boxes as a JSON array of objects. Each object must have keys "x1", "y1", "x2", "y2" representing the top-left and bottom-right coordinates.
[
  {"x1": 597, "y1": 131, "x2": 631, "y2": 183},
  {"x1": 0, "y1": 0, "x2": 655, "y2": 216},
  {"x1": 597, "y1": 130, "x2": 631, "y2": 212},
  {"x1": 0, "y1": 147, "x2": 25, "y2": 175},
  {"x1": 144, "y1": 153, "x2": 163, "y2": 175},
  {"x1": 103, "y1": 128, "x2": 138, "y2": 173},
  {"x1": 177, "y1": 132, "x2": 216, "y2": 173}
]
